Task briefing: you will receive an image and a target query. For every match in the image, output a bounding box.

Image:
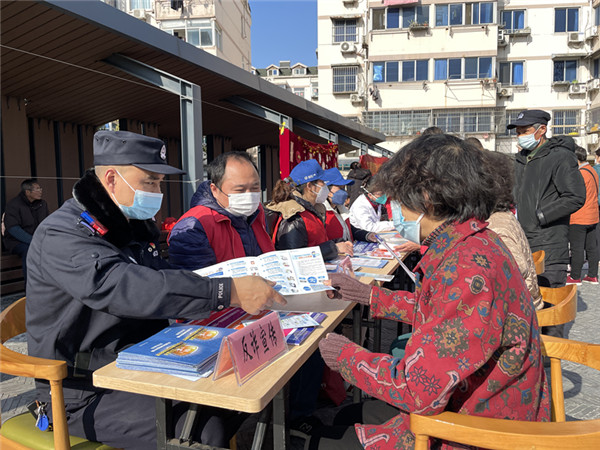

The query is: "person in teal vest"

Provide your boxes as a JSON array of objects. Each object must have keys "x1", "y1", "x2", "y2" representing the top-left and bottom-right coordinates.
[{"x1": 169, "y1": 151, "x2": 275, "y2": 270}]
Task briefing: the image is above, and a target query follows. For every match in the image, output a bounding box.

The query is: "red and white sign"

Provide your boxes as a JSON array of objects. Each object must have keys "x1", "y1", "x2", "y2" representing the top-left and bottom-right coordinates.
[{"x1": 213, "y1": 311, "x2": 287, "y2": 385}]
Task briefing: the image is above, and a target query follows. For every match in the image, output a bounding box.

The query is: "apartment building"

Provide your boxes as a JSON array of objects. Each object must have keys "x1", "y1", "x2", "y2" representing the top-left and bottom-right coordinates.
[
  {"x1": 253, "y1": 61, "x2": 319, "y2": 101},
  {"x1": 317, "y1": 0, "x2": 596, "y2": 155},
  {"x1": 104, "y1": 0, "x2": 252, "y2": 70}
]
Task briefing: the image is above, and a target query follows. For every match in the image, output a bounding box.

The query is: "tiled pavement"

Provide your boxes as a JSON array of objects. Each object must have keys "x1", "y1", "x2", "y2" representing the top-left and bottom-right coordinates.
[{"x1": 1, "y1": 278, "x2": 599, "y2": 444}]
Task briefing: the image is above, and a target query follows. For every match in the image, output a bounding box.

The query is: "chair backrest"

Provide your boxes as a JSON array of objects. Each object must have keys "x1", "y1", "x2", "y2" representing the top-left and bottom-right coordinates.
[
  {"x1": 0, "y1": 297, "x2": 71, "y2": 450},
  {"x1": 532, "y1": 250, "x2": 545, "y2": 275},
  {"x1": 536, "y1": 284, "x2": 577, "y2": 328},
  {"x1": 411, "y1": 335, "x2": 600, "y2": 449}
]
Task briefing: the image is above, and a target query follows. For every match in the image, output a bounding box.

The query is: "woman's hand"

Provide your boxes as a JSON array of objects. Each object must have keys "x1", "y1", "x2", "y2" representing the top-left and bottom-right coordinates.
[{"x1": 326, "y1": 273, "x2": 372, "y2": 305}]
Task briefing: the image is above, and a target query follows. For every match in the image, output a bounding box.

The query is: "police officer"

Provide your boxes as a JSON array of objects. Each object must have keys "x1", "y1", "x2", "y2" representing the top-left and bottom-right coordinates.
[{"x1": 25, "y1": 130, "x2": 285, "y2": 449}]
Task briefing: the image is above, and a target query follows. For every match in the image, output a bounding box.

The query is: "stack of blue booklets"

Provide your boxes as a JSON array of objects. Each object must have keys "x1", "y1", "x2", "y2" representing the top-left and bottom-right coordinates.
[{"x1": 117, "y1": 324, "x2": 236, "y2": 378}]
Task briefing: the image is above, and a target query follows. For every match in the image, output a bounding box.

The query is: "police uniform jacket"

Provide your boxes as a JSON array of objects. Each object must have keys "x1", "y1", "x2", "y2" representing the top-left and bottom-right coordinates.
[{"x1": 26, "y1": 170, "x2": 231, "y2": 404}]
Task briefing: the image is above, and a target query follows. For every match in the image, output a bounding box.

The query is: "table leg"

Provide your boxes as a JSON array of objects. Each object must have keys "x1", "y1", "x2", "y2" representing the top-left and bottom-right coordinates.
[
  {"x1": 374, "y1": 318, "x2": 382, "y2": 353},
  {"x1": 251, "y1": 403, "x2": 271, "y2": 450},
  {"x1": 179, "y1": 403, "x2": 199, "y2": 442},
  {"x1": 156, "y1": 398, "x2": 173, "y2": 450},
  {"x1": 272, "y1": 385, "x2": 289, "y2": 449}
]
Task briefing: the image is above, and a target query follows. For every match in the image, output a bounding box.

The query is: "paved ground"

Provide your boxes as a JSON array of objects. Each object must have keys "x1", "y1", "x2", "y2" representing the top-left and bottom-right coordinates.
[{"x1": 1, "y1": 276, "x2": 599, "y2": 447}]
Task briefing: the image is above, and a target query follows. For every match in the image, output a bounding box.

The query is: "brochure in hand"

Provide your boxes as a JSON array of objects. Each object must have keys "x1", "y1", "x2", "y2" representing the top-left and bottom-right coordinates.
[
  {"x1": 116, "y1": 324, "x2": 237, "y2": 378},
  {"x1": 194, "y1": 246, "x2": 334, "y2": 296}
]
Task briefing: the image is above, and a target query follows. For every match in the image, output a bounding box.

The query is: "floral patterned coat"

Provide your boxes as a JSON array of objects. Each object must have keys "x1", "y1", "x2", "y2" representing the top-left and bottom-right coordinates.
[{"x1": 336, "y1": 219, "x2": 551, "y2": 449}]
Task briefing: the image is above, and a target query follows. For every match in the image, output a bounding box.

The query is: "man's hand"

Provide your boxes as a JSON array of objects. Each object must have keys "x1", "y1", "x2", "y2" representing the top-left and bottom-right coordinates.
[
  {"x1": 336, "y1": 241, "x2": 354, "y2": 256},
  {"x1": 230, "y1": 276, "x2": 287, "y2": 315}
]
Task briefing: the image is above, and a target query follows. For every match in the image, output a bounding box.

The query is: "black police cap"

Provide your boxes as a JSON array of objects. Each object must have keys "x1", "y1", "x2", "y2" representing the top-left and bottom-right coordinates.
[
  {"x1": 93, "y1": 130, "x2": 185, "y2": 175},
  {"x1": 507, "y1": 110, "x2": 551, "y2": 130}
]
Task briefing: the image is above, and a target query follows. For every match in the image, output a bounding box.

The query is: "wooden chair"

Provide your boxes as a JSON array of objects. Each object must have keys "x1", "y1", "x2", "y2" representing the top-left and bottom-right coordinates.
[
  {"x1": 532, "y1": 250, "x2": 545, "y2": 275},
  {"x1": 411, "y1": 335, "x2": 600, "y2": 449},
  {"x1": 536, "y1": 284, "x2": 577, "y2": 328},
  {"x1": 0, "y1": 297, "x2": 114, "y2": 450}
]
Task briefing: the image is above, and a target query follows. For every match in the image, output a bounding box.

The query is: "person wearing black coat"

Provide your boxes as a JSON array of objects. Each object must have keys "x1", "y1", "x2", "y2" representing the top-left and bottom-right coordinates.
[
  {"x1": 346, "y1": 162, "x2": 372, "y2": 206},
  {"x1": 25, "y1": 131, "x2": 285, "y2": 449},
  {"x1": 2, "y1": 179, "x2": 49, "y2": 278},
  {"x1": 510, "y1": 110, "x2": 585, "y2": 337}
]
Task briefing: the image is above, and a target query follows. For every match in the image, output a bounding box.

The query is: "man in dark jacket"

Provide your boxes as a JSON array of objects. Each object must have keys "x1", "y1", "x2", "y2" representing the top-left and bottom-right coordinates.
[
  {"x1": 510, "y1": 110, "x2": 585, "y2": 336},
  {"x1": 168, "y1": 151, "x2": 274, "y2": 270},
  {"x1": 26, "y1": 131, "x2": 285, "y2": 449},
  {"x1": 511, "y1": 110, "x2": 585, "y2": 284},
  {"x1": 3, "y1": 179, "x2": 49, "y2": 278}
]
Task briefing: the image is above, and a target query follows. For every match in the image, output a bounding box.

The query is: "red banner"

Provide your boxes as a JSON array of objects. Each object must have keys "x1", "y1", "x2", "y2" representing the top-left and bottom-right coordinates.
[
  {"x1": 279, "y1": 127, "x2": 338, "y2": 179},
  {"x1": 359, "y1": 154, "x2": 389, "y2": 175}
]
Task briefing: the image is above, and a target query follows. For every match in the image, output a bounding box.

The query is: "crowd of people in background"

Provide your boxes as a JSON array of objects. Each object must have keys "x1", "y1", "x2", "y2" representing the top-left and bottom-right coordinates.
[{"x1": 2, "y1": 108, "x2": 600, "y2": 449}]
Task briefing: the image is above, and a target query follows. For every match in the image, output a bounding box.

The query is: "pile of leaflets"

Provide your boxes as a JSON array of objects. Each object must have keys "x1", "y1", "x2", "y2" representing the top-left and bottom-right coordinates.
[
  {"x1": 188, "y1": 308, "x2": 326, "y2": 346},
  {"x1": 116, "y1": 324, "x2": 236, "y2": 378}
]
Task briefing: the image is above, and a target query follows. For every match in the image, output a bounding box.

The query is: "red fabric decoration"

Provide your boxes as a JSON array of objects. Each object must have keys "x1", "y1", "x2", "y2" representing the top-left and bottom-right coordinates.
[
  {"x1": 279, "y1": 127, "x2": 338, "y2": 179},
  {"x1": 359, "y1": 154, "x2": 389, "y2": 175}
]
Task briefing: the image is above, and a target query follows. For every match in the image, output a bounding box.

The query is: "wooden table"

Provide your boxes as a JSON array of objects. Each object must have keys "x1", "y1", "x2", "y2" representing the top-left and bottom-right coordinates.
[{"x1": 94, "y1": 293, "x2": 355, "y2": 449}]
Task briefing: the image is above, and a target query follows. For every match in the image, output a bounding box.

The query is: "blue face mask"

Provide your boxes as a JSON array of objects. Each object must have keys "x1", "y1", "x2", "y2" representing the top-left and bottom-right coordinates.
[
  {"x1": 391, "y1": 200, "x2": 424, "y2": 244},
  {"x1": 517, "y1": 126, "x2": 541, "y2": 150},
  {"x1": 113, "y1": 170, "x2": 163, "y2": 220},
  {"x1": 331, "y1": 189, "x2": 349, "y2": 205}
]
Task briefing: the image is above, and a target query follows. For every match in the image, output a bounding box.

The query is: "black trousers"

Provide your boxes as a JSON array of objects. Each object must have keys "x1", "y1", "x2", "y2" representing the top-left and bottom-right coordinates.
[
  {"x1": 61, "y1": 390, "x2": 246, "y2": 450},
  {"x1": 538, "y1": 263, "x2": 568, "y2": 338},
  {"x1": 568, "y1": 223, "x2": 599, "y2": 279}
]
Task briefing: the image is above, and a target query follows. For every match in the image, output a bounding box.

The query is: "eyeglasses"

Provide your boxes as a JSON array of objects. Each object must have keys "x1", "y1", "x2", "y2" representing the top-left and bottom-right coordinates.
[{"x1": 30, "y1": 187, "x2": 43, "y2": 192}]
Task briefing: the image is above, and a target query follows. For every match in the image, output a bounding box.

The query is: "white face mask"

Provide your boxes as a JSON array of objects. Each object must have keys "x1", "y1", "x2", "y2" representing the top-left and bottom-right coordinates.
[
  {"x1": 225, "y1": 192, "x2": 261, "y2": 217},
  {"x1": 312, "y1": 184, "x2": 330, "y2": 204}
]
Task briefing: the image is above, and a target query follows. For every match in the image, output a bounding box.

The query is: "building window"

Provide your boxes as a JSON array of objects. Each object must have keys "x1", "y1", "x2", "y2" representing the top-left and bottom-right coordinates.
[
  {"x1": 501, "y1": 10, "x2": 525, "y2": 31},
  {"x1": 130, "y1": 0, "x2": 151, "y2": 10},
  {"x1": 402, "y1": 6, "x2": 430, "y2": 27},
  {"x1": 555, "y1": 8, "x2": 579, "y2": 32},
  {"x1": 552, "y1": 110, "x2": 579, "y2": 135},
  {"x1": 363, "y1": 110, "x2": 431, "y2": 136},
  {"x1": 333, "y1": 19, "x2": 358, "y2": 42},
  {"x1": 434, "y1": 111, "x2": 461, "y2": 132},
  {"x1": 215, "y1": 25, "x2": 222, "y2": 50},
  {"x1": 499, "y1": 61, "x2": 524, "y2": 85},
  {"x1": 503, "y1": 110, "x2": 521, "y2": 136},
  {"x1": 435, "y1": 4, "x2": 463, "y2": 27},
  {"x1": 594, "y1": 58, "x2": 600, "y2": 79},
  {"x1": 464, "y1": 110, "x2": 492, "y2": 132},
  {"x1": 333, "y1": 66, "x2": 359, "y2": 93},
  {"x1": 187, "y1": 26, "x2": 213, "y2": 47},
  {"x1": 402, "y1": 60, "x2": 429, "y2": 81},
  {"x1": 387, "y1": 7, "x2": 400, "y2": 28},
  {"x1": 435, "y1": 57, "x2": 491, "y2": 80},
  {"x1": 373, "y1": 62, "x2": 398, "y2": 82},
  {"x1": 293, "y1": 88, "x2": 305, "y2": 98},
  {"x1": 467, "y1": 2, "x2": 494, "y2": 25},
  {"x1": 596, "y1": 7, "x2": 600, "y2": 26},
  {"x1": 553, "y1": 60, "x2": 577, "y2": 82},
  {"x1": 268, "y1": 69, "x2": 279, "y2": 76},
  {"x1": 372, "y1": 8, "x2": 385, "y2": 30},
  {"x1": 293, "y1": 67, "x2": 306, "y2": 75},
  {"x1": 465, "y1": 57, "x2": 492, "y2": 79}
]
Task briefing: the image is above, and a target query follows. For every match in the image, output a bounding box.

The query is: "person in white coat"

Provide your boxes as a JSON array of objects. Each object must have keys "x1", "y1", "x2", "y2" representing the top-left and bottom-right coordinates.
[{"x1": 348, "y1": 178, "x2": 394, "y2": 233}]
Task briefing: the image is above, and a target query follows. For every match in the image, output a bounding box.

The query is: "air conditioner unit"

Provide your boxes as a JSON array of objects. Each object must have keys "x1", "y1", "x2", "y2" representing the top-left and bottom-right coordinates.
[
  {"x1": 132, "y1": 9, "x2": 145, "y2": 19},
  {"x1": 569, "y1": 83, "x2": 587, "y2": 94},
  {"x1": 568, "y1": 32, "x2": 584, "y2": 43},
  {"x1": 585, "y1": 26, "x2": 599, "y2": 40},
  {"x1": 340, "y1": 42, "x2": 357, "y2": 54},
  {"x1": 588, "y1": 78, "x2": 600, "y2": 91},
  {"x1": 349, "y1": 93, "x2": 363, "y2": 104},
  {"x1": 497, "y1": 87, "x2": 513, "y2": 97},
  {"x1": 497, "y1": 29, "x2": 507, "y2": 46}
]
